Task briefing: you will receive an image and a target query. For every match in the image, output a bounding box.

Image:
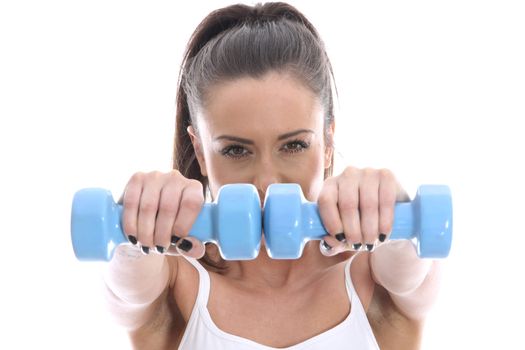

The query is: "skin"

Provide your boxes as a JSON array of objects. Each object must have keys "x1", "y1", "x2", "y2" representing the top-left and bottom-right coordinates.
[{"x1": 106, "y1": 71, "x2": 442, "y2": 349}]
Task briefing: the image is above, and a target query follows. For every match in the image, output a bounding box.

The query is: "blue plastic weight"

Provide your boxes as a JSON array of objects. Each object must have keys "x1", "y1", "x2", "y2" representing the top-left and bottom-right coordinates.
[
  {"x1": 71, "y1": 184, "x2": 262, "y2": 261},
  {"x1": 71, "y1": 183, "x2": 452, "y2": 261},
  {"x1": 263, "y1": 184, "x2": 452, "y2": 259}
]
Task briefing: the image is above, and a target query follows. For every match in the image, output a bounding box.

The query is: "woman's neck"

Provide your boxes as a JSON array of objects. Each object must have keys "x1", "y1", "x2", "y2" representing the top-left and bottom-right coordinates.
[{"x1": 225, "y1": 239, "x2": 346, "y2": 293}]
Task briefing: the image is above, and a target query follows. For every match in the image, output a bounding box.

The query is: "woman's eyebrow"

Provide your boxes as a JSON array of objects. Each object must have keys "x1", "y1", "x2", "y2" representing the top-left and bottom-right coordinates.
[
  {"x1": 276, "y1": 129, "x2": 315, "y2": 141},
  {"x1": 214, "y1": 129, "x2": 314, "y2": 145}
]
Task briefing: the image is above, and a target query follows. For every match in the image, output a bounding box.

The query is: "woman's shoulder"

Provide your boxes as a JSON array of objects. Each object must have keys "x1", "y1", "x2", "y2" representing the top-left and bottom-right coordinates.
[{"x1": 167, "y1": 255, "x2": 201, "y2": 322}]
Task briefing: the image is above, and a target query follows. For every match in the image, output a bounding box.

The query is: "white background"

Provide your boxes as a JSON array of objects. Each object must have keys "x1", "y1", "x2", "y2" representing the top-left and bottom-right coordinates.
[{"x1": 1, "y1": 0, "x2": 524, "y2": 348}]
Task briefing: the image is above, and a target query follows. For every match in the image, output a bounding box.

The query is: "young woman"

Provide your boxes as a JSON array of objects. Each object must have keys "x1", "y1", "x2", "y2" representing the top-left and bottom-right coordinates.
[{"x1": 104, "y1": 3, "x2": 442, "y2": 349}]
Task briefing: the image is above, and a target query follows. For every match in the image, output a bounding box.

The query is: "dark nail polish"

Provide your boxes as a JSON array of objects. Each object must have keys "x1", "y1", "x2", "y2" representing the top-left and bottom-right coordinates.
[
  {"x1": 322, "y1": 240, "x2": 332, "y2": 251},
  {"x1": 141, "y1": 246, "x2": 150, "y2": 254},
  {"x1": 352, "y1": 243, "x2": 362, "y2": 250},
  {"x1": 128, "y1": 235, "x2": 137, "y2": 245},
  {"x1": 178, "y1": 239, "x2": 193, "y2": 252},
  {"x1": 171, "y1": 236, "x2": 181, "y2": 245},
  {"x1": 366, "y1": 244, "x2": 374, "y2": 252},
  {"x1": 379, "y1": 234, "x2": 387, "y2": 243},
  {"x1": 156, "y1": 246, "x2": 165, "y2": 254},
  {"x1": 335, "y1": 233, "x2": 346, "y2": 242}
]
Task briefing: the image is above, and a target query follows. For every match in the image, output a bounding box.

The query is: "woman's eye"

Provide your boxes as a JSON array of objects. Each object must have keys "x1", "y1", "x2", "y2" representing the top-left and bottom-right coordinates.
[
  {"x1": 220, "y1": 140, "x2": 310, "y2": 159},
  {"x1": 221, "y1": 145, "x2": 249, "y2": 159},
  {"x1": 283, "y1": 140, "x2": 309, "y2": 153}
]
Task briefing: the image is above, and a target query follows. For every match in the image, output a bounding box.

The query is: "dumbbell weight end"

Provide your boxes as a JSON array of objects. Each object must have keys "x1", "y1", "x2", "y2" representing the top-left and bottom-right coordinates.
[
  {"x1": 71, "y1": 188, "x2": 128, "y2": 261},
  {"x1": 389, "y1": 185, "x2": 452, "y2": 258}
]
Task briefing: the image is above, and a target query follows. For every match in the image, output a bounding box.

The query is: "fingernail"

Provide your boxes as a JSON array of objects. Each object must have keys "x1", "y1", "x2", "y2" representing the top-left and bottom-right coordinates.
[
  {"x1": 156, "y1": 246, "x2": 165, "y2": 254},
  {"x1": 366, "y1": 243, "x2": 375, "y2": 252},
  {"x1": 321, "y1": 240, "x2": 332, "y2": 251},
  {"x1": 178, "y1": 239, "x2": 193, "y2": 252},
  {"x1": 128, "y1": 235, "x2": 137, "y2": 245},
  {"x1": 379, "y1": 234, "x2": 387, "y2": 243},
  {"x1": 141, "y1": 246, "x2": 150, "y2": 254},
  {"x1": 352, "y1": 243, "x2": 362, "y2": 251},
  {"x1": 171, "y1": 236, "x2": 181, "y2": 245},
  {"x1": 335, "y1": 233, "x2": 346, "y2": 242}
]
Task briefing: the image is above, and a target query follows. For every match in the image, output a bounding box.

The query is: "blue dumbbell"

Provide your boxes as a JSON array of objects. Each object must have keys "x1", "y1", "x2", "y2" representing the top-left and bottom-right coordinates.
[
  {"x1": 71, "y1": 184, "x2": 262, "y2": 261},
  {"x1": 263, "y1": 184, "x2": 452, "y2": 259},
  {"x1": 72, "y1": 183, "x2": 452, "y2": 261}
]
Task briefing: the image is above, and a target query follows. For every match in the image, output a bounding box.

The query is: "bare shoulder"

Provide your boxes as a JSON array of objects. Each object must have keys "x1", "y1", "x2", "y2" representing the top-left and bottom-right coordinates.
[{"x1": 169, "y1": 255, "x2": 201, "y2": 322}]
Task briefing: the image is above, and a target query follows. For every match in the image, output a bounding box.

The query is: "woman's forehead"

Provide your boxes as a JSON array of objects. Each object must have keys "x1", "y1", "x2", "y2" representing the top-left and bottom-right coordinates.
[
  {"x1": 198, "y1": 104, "x2": 323, "y2": 140},
  {"x1": 198, "y1": 74, "x2": 323, "y2": 131}
]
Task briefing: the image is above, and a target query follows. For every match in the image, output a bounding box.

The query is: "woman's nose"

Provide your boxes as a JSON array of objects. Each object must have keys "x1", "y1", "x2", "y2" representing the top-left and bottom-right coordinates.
[{"x1": 252, "y1": 159, "x2": 282, "y2": 206}]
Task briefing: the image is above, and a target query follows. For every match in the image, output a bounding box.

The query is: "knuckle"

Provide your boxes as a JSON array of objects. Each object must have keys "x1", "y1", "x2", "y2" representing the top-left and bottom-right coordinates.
[
  {"x1": 147, "y1": 170, "x2": 164, "y2": 180},
  {"x1": 360, "y1": 197, "x2": 378, "y2": 212},
  {"x1": 189, "y1": 181, "x2": 205, "y2": 199},
  {"x1": 129, "y1": 171, "x2": 145, "y2": 184},
  {"x1": 158, "y1": 199, "x2": 178, "y2": 215},
  {"x1": 317, "y1": 192, "x2": 332, "y2": 206},
  {"x1": 122, "y1": 191, "x2": 139, "y2": 207},
  {"x1": 181, "y1": 194, "x2": 203, "y2": 212},
  {"x1": 338, "y1": 197, "x2": 358, "y2": 212},
  {"x1": 362, "y1": 167, "x2": 378, "y2": 178},
  {"x1": 342, "y1": 166, "x2": 359, "y2": 178},
  {"x1": 187, "y1": 179, "x2": 204, "y2": 191},
  {"x1": 140, "y1": 199, "x2": 158, "y2": 214},
  {"x1": 379, "y1": 168, "x2": 394, "y2": 180},
  {"x1": 168, "y1": 170, "x2": 188, "y2": 183}
]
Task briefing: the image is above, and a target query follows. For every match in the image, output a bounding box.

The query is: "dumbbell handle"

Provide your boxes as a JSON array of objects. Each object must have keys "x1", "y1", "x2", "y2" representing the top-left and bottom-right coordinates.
[
  {"x1": 98, "y1": 197, "x2": 417, "y2": 252},
  {"x1": 115, "y1": 203, "x2": 216, "y2": 241},
  {"x1": 300, "y1": 202, "x2": 414, "y2": 240}
]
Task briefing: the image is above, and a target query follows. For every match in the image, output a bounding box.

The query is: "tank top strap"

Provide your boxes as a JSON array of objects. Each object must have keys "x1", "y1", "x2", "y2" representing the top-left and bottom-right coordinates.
[
  {"x1": 182, "y1": 256, "x2": 211, "y2": 306},
  {"x1": 344, "y1": 253, "x2": 362, "y2": 305}
]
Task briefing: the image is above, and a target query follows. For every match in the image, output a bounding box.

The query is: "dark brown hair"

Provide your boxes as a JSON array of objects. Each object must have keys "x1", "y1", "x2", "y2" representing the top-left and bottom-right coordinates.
[{"x1": 173, "y1": 2, "x2": 337, "y2": 271}]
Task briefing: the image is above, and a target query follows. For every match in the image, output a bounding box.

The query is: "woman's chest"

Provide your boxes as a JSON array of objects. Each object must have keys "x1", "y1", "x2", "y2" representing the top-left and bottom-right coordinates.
[{"x1": 204, "y1": 267, "x2": 351, "y2": 348}]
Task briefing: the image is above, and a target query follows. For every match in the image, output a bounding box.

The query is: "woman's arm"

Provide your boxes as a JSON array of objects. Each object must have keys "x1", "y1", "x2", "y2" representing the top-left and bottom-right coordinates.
[
  {"x1": 102, "y1": 170, "x2": 203, "y2": 331},
  {"x1": 369, "y1": 240, "x2": 442, "y2": 320},
  {"x1": 102, "y1": 245, "x2": 174, "y2": 331}
]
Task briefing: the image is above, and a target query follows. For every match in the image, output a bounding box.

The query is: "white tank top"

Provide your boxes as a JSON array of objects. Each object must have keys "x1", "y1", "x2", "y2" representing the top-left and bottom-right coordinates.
[{"x1": 178, "y1": 254, "x2": 380, "y2": 349}]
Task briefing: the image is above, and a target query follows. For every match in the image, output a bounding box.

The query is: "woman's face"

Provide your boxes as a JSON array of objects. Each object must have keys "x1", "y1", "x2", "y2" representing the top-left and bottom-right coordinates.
[{"x1": 188, "y1": 71, "x2": 333, "y2": 203}]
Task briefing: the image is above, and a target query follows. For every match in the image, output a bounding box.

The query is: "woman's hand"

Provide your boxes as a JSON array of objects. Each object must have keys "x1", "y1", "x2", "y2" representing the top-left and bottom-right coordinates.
[
  {"x1": 120, "y1": 170, "x2": 206, "y2": 258},
  {"x1": 317, "y1": 166, "x2": 409, "y2": 255}
]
